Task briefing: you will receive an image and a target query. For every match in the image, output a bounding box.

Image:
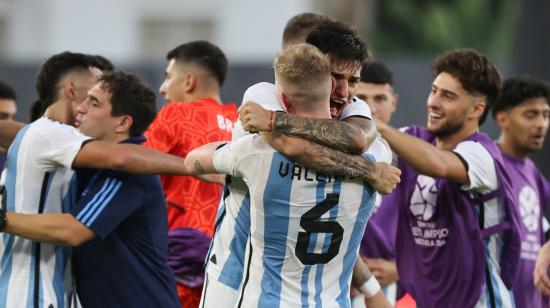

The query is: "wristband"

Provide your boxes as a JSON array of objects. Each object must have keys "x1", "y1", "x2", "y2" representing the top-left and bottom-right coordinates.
[{"x1": 359, "y1": 276, "x2": 381, "y2": 298}]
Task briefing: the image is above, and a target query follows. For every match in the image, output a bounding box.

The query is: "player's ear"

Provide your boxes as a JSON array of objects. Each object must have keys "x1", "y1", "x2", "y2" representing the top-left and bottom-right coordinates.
[
  {"x1": 184, "y1": 73, "x2": 196, "y2": 93},
  {"x1": 115, "y1": 115, "x2": 133, "y2": 134},
  {"x1": 281, "y1": 92, "x2": 292, "y2": 112}
]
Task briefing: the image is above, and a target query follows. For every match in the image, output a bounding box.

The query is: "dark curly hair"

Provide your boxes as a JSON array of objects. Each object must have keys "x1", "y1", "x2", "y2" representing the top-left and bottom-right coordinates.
[
  {"x1": 492, "y1": 76, "x2": 550, "y2": 118},
  {"x1": 167, "y1": 40, "x2": 228, "y2": 87},
  {"x1": 306, "y1": 20, "x2": 370, "y2": 70},
  {"x1": 98, "y1": 71, "x2": 157, "y2": 136},
  {"x1": 36, "y1": 51, "x2": 92, "y2": 110},
  {"x1": 432, "y1": 48, "x2": 501, "y2": 125}
]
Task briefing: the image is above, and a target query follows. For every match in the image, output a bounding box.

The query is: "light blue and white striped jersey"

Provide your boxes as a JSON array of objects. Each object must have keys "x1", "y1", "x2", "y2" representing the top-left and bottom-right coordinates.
[
  {"x1": 212, "y1": 134, "x2": 378, "y2": 308},
  {"x1": 201, "y1": 82, "x2": 375, "y2": 308},
  {"x1": 0, "y1": 117, "x2": 90, "y2": 308}
]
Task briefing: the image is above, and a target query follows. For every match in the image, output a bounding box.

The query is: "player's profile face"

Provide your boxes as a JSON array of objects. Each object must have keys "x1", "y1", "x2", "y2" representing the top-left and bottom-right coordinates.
[
  {"x1": 426, "y1": 72, "x2": 471, "y2": 137},
  {"x1": 501, "y1": 98, "x2": 549, "y2": 153},
  {"x1": 0, "y1": 99, "x2": 17, "y2": 121},
  {"x1": 75, "y1": 82, "x2": 120, "y2": 141},
  {"x1": 159, "y1": 59, "x2": 186, "y2": 103},
  {"x1": 329, "y1": 61, "x2": 361, "y2": 118}
]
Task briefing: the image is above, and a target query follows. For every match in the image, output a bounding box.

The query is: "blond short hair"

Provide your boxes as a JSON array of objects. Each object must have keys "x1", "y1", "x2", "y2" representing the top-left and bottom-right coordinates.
[{"x1": 273, "y1": 44, "x2": 331, "y2": 105}]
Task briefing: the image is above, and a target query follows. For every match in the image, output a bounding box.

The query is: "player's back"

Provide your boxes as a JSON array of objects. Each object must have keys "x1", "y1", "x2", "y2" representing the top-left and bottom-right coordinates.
[
  {"x1": 217, "y1": 135, "x2": 377, "y2": 308},
  {"x1": 144, "y1": 98, "x2": 237, "y2": 235}
]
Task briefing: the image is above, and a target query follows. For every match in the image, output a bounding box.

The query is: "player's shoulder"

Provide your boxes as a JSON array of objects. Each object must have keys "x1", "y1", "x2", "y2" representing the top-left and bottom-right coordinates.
[{"x1": 244, "y1": 82, "x2": 276, "y2": 96}]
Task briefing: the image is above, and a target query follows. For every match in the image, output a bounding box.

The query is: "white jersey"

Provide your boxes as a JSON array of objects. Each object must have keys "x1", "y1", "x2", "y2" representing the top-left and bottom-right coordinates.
[
  {"x1": 453, "y1": 141, "x2": 515, "y2": 308},
  {"x1": 201, "y1": 82, "x2": 375, "y2": 308},
  {"x1": 0, "y1": 117, "x2": 90, "y2": 308},
  {"x1": 212, "y1": 135, "x2": 378, "y2": 307}
]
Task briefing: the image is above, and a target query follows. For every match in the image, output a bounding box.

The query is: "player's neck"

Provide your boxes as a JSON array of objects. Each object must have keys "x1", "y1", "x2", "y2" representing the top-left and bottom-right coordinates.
[
  {"x1": 497, "y1": 135, "x2": 528, "y2": 159},
  {"x1": 435, "y1": 123, "x2": 478, "y2": 150},
  {"x1": 43, "y1": 100, "x2": 74, "y2": 125},
  {"x1": 184, "y1": 90, "x2": 221, "y2": 104}
]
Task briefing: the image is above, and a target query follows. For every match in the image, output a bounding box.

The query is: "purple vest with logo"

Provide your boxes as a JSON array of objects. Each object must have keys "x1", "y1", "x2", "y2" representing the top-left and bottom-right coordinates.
[
  {"x1": 394, "y1": 126, "x2": 521, "y2": 308},
  {"x1": 502, "y1": 154, "x2": 550, "y2": 308},
  {"x1": 360, "y1": 194, "x2": 398, "y2": 260}
]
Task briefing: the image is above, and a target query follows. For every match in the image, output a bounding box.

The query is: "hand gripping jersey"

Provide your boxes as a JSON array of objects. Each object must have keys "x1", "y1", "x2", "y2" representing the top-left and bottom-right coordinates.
[
  {"x1": 501, "y1": 153, "x2": 550, "y2": 308},
  {"x1": 213, "y1": 135, "x2": 377, "y2": 307},
  {"x1": 393, "y1": 126, "x2": 521, "y2": 308}
]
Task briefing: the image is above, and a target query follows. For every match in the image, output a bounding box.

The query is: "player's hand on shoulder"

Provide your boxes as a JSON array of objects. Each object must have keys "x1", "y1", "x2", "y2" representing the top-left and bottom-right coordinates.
[
  {"x1": 238, "y1": 101, "x2": 272, "y2": 132},
  {"x1": 368, "y1": 162, "x2": 401, "y2": 194}
]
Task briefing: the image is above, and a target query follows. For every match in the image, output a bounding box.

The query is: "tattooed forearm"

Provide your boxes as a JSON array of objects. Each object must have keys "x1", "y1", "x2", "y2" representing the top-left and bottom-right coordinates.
[
  {"x1": 273, "y1": 112, "x2": 369, "y2": 154},
  {"x1": 287, "y1": 141, "x2": 377, "y2": 182}
]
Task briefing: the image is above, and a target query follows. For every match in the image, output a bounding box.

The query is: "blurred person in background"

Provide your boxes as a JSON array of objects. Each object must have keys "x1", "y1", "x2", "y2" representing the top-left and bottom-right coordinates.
[
  {"x1": 494, "y1": 76, "x2": 550, "y2": 308},
  {"x1": 0, "y1": 80, "x2": 17, "y2": 168}
]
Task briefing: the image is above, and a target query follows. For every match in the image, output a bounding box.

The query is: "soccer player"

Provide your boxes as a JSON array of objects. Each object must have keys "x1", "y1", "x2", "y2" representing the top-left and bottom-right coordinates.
[
  {"x1": 187, "y1": 43, "x2": 393, "y2": 307},
  {"x1": 0, "y1": 52, "x2": 188, "y2": 308},
  {"x1": 202, "y1": 19, "x2": 396, "y2": 308},
  {"x1": 493, "y1": 76, "x2": 550, "y2": 308},
  {"x1": 1, "y1": 71, "x2": 180, "y2": 308},
  {"x1": 375, "y1": 48, "x2": 520, "y2": 307},
  {"x1": 144, "y1": 40, "x2": 237, "y2": 308}
]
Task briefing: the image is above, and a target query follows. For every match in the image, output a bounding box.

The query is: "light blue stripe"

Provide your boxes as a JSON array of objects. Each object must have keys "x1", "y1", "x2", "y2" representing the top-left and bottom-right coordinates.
[
  {"x1": 315, "y1": 178, "x2": 342, "y2": 307},
  {"x1": 485, "y1": 238, "x2": 502, "y2": 308},
  {"x1": 53, "y1": 245, "x2": 69, "y2": 308},
  {"x1": 78, "y1": 178, "x2": 117, "y2": 223},
  {"x1": 0, "y1": 124, "x2": 30, "y2": 307},
  {"x1": 301, "y1": 181, "x2": 326, "y2": 308},
  {"x1": 76, "y1": 178, "x2": 113, "y2": 220},
  {"x1": 85, "y1": 180, "x2": 122, "y2": 226},
  {"x1": 219, "y1": 193, "x2": 251, "y2": 290},
  {"x1": 259, "y1": 154, "x2": 293, "y2": 308},
  {"x1": 336, "y1": 179, "x2": 376, "y2": 307}
]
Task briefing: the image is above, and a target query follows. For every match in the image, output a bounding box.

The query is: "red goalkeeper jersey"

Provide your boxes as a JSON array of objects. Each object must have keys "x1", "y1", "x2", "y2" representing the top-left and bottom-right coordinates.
[{"x1": 144, "y1": 98, "x2": 237, "y2": 236}]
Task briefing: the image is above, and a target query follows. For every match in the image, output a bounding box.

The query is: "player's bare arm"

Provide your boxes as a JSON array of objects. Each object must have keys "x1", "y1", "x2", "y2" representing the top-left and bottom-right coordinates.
[
  {"x1": 5, "y1": 212, "x2": 94, "y2": 247},
  {"x1": 376, "y1": 119, "x2": 469, "y2": 185},
  {"x1": 365, "y1": 257, "x2": 399, "y2": 288},
  {"x1": 0, "y1": 120, "x2": 25, "y2": 149},
  {"x1": 352, "y1": 257, "x2": 392, "y2": 308},
  {"x1": 264, "y1": 132, "x2": 400, "y2": 194},
  {"x1": 239, "y1": 101, "x2": 373, "y2": 154},
  {"x1": 184, "y1": 141, "x2": 228, "y2": 175},
  {"x1": 73, "y1": 140, "x2": 191, "y2": 176}
]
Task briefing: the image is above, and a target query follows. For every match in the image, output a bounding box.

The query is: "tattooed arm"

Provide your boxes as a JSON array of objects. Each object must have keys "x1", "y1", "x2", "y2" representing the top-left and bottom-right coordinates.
[
  {"x1": 263, "y1": 132, "x2": 400, "y2": 194},
  {"x1": 238, "y1": 101, "x2": 376, "y2": 154}
]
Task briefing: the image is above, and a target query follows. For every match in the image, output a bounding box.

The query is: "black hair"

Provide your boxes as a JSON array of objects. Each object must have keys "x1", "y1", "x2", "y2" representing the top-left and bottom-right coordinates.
[
  {"x1": 360, "y1": 61, "x2": 393, "y2": 85},
  {"x1": 98, "y1": 71, "x2": 157, "y2": 136},
  {"x1": 492, "y1": 76, "x2": 550, "y2": 117},
  {"x1": 35, "y1": 51, "x2": 92, "y2": 110},
  {"x1": 306, "y1": 20, "x2": 370, "y2": 69},
  {"x1": 166, "y1": 41, "x2": 228, "y2": 87},
  {"x1": 0, "y1": 80, "x2": 16, "y2": 100}
]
